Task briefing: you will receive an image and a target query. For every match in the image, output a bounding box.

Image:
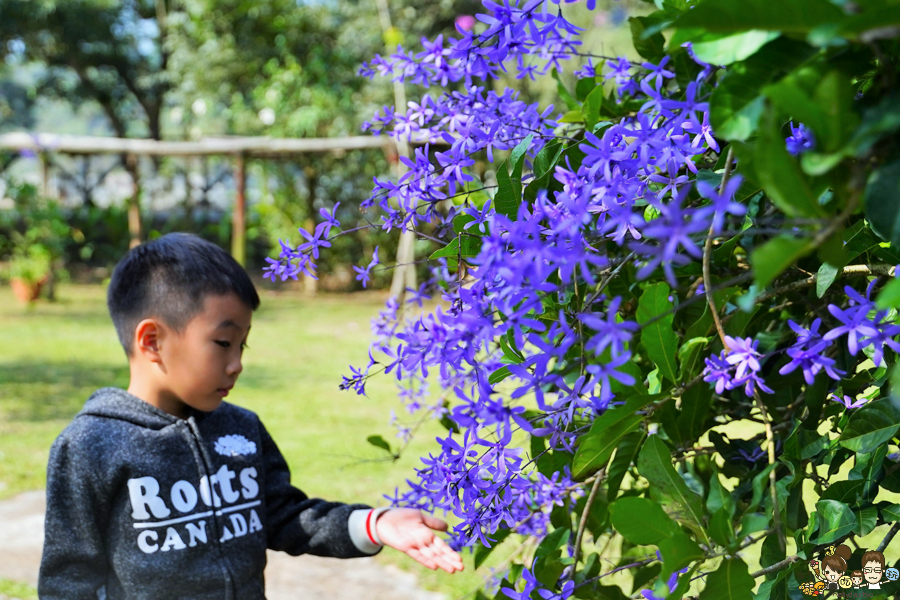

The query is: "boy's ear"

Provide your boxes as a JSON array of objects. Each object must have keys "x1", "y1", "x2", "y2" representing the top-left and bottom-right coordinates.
[{"x1": 133, "y1": 318, "x2": 165, "y2": 363}]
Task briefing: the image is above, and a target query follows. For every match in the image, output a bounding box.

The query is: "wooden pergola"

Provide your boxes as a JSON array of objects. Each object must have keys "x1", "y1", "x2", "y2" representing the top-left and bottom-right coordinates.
[{"x1": 0, "y1": 132, "x2": 395, "y2": 265}]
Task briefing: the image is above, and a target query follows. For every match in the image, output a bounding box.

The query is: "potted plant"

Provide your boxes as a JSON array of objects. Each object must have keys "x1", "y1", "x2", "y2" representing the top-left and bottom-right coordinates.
[{"x1": 8, "y1": 245, "x2": 51, "y2": 303}]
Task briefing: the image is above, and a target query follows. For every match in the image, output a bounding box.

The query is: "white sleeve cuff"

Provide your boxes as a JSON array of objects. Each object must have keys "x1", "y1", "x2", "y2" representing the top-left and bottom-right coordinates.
[{"x1": 348, "y1": 507, "x2": 392, "y2": 554}]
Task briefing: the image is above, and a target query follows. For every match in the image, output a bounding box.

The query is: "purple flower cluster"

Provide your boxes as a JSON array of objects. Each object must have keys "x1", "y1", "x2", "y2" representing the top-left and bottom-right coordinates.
[
  {"x1": 702, "y1": 282, "x2": 900, "y2": 397},
  {"x1": 359, "y1": 1, "x2": 584, "y2": 88},
  {"x1": 261, "y1": 0, "x2": 900, "y2": 597},
  {"x1": 825, "y1": 283, "x2": 900, "y2": 366},
  {"x1": 704, "y1": 336, "x2": 773, "y2": 396}
]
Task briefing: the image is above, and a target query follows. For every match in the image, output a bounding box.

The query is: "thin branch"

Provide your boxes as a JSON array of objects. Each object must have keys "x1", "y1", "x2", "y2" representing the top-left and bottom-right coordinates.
[
  {"x1": 754, "y1": 388, "x2": 785, "y2": 553},
  {"x1": 702, "y1": 146, "x2": 735, "y2": 348},
  {"x1": 877, "y1": 522, "x2": 900, "y2": 553},
  {"x1": 751, "y1": 264, "x2": 895, "y2": 305},
  {"x1": 570, "y1": 468, "x2": 606, "y2": 578},
  {"x1": 751, "y1": 555, "x2": 801, "y2": 578}
]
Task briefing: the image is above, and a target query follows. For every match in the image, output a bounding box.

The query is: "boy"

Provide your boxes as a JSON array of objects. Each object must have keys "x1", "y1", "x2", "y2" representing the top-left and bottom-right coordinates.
[{"x1": 39, "y1": 233, "x2": 462, "y2": 600}]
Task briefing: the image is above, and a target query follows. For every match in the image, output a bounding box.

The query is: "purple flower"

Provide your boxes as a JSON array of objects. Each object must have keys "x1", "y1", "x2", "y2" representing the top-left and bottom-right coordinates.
[
  {"x1": 641, "y1": 566, "x2": 688, "y2": 600},
  {"x1": 695, "y1": 174, "x2": 747, "y2": 235},
  {"x1": 829, "y1": 393, "x2": 868, "y2": 410},
  {"x1": 353, "y1": 246, "x2": 380, "y2": 288},
  {"x1": 732, "y1": 446, "x2": 766, "y2": 464},
  {"x1": 785, "y1": 122, "x2": 815, "y2": 156}
]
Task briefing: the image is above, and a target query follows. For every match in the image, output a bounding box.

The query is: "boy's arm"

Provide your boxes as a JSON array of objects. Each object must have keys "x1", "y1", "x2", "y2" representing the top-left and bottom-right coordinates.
[
  {"x1": 38, "y1": 432, "x2": 109, "y2": 599},
  {"x1": 260, "y1": 423, "x2": 381, "y2": 558}
]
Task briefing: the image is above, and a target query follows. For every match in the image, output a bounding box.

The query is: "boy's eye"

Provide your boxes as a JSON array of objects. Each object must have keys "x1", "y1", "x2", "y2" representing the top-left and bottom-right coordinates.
[{"x1": 216, "y1": 340, "x2": 248, "y2": 350}]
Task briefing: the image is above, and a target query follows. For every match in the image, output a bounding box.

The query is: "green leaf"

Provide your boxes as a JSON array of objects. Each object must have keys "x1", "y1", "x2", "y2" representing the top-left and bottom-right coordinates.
[
  {"x1": 575, "y1": 77, "x2": 598, "y2": 102},
  {"x1": 492, "y1": 134, "x2": 533, "y2": 221},
  {"x1": 708, "y1": 38, "x2": 814, "y2": 141},
  {"x1": 739, "y1": 513, "x2": 769, "y2": 537},
  {"x1": 366, "y1": 435, "x2": 392, "y2": 454},
  {"x1": 854, "y1": 506, "x2": 878, "y2": 536},
  {"x1": 453, "y1": 214, "x2": 476, "y2": 234},
  {"x1": 488, "y1": 366, "x2": 512, "y2": 385},
  {"x1": 678, "y1": 337, "x2": 709, "y2": 382},
  {"x1": 819, "y1": 480, "x2": 865, "y2": 504},
  {"x1": 881, "y1": 503, "x2": 900, "y2": 523},
  {"x1": 429, "y1": 235, "x2": 483, "y2": 260},
  {"x1": 607, "y1": 431, "x2": 646, "y2": 501},
  {"x1": 552, "y1": 69, "x2": 578, "y2": 111},
  {"x1": 839, "y1": 398, "x2": 900, "y2": 454},
  {"x1": 707, "y1": 466, "x2": 735, "y2": 517},
  {"x1": 535, "y1": 526, "x2": 569, "y2": 560},
  {"x1": 751, "y1": 235, "x2": 813, "y2": 289},
  {"x1": 764, "y1": 69, "x2": 858, "y2": 155},
  {"x1": 573, "y1": 394, "x2": 659, "y2": 479},
  {"x1": 629, "y1": 15, "x2": 666, "y2": 61},
  {"x1": 508, "y1": 134, "x2": 533, "y2": 173},
  {"x1": 474, "y1": 528, "x2": 511, "y2": 569},
  {"x1": 865, "y1": 159, "x2": 900, "y2": 248},
  {"x1": 637, "y1": 282, "x2": 680, "y2": 383},
  {"x1": 533, "y1": 141, "x2": 566, "y2": 180},
  {"x1": 638, "y1": 435, "x2": 707, "y2": 541},
  {"x1": 658, "y1": 531, "x2": 704, "y2": 577},
  {"x1": 816, "y1": 262, "x2": 841, "y2": 298},
  {"x1": 583, "y1": 85, "x2": 606, "y2": 132},
  {"x1": 760, "y1": 533, "x2": 786, "y2": 569},
  {"x1": 691, "y1": 30, "x2": 779, "y2": 66},
  {"x1": 698, "y1": 558, "x2": 754, "y2": 600},
  {"x1": 748, "y1": 464, "x2": 776, "y2": 513},
  {"x1": 811, "y1": 499, "x2": 856, "y2": 544},
  {"x1": 674, "y1": 0, "x2": 845, "y2": 33},
  {"x1": 709, "y1": 509, "x2": 736, "y2": 547},
  {"x1": 674, "y1": 385, "x2": 713, "y2": 445},
  {"x1": 747, "y1": 110, "x2": 825, "y2": 219},
  {"x1": 876, "y1": 278, "x2": 900, "y2": 310},
  {"x1": 609, "y1": 496, "x2": 679, "y2": 545},
  {"x1": 784, "y1": 426, "x2": 829, "y2": 461},
  {"x1": 499, "y1": 334, "x2": 525, "y2": 363}
]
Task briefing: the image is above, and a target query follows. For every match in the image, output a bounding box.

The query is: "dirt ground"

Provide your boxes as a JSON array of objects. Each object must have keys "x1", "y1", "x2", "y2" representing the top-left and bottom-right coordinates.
[{"x1": 0, "y1": 490, "x2": 445, "y2": 600}]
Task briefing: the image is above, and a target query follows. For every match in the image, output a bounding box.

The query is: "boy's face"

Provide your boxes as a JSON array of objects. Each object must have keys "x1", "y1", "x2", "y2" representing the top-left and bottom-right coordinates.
[{"x1": 140, "y1": 292, "x2": 252, "y2": 417}]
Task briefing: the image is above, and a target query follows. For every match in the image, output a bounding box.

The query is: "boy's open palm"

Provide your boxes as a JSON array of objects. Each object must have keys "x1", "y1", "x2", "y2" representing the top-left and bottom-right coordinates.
[{"x1": 375, "y1": 508, "x2": 464, "y2": 573}]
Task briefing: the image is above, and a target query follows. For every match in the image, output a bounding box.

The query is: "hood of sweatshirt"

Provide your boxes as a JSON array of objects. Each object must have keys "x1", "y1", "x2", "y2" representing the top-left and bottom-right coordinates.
[{"x1": 78, "y1": 387, "x2": 181, "y2": 429}]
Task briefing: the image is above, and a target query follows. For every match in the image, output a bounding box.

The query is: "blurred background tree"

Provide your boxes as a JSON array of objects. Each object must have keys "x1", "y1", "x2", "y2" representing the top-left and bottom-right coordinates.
[{"x1": 0, "y1": 0, "x2": 487, "y2": 289}]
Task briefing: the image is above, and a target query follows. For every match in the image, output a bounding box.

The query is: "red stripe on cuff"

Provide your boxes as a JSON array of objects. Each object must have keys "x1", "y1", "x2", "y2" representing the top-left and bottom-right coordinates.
[{"x1": 365, "y1": 509, "x2": 378, "y2": 545}]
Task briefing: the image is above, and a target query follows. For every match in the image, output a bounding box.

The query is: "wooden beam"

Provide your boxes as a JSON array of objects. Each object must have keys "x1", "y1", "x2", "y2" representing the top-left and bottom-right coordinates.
[{"x1": 0, "y1": 132, "x2": 395, "y2": 157}]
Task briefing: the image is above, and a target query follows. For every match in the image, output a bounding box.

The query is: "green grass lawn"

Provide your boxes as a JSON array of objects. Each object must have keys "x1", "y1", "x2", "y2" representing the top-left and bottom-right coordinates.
[{"x1": 0, "y1": 283, "x2": 496, "y2": 599}]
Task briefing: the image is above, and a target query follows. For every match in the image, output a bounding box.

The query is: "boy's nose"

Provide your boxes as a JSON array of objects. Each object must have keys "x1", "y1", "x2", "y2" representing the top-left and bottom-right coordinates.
[{"x1": 227, "y1": 358, "x2": 243, "y2": 377}]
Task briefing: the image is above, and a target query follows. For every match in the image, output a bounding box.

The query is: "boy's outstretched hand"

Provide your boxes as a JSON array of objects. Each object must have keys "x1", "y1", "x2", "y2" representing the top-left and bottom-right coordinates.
[{"x1": 374, "y1": 508, "x2": 464, "y2": 573}]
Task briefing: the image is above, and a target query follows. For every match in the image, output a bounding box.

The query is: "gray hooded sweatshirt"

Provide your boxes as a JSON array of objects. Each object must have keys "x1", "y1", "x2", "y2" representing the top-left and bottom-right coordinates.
[{"x1": 39, "y1": 387, "x2": 381, "y2": 600}]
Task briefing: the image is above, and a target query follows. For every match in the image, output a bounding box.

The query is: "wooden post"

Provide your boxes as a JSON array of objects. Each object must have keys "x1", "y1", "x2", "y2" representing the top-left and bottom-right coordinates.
[
  {"x1": 126, "y1": 154, "x2": 141, "y2": 248},
  {"x1": 232, "y1": 153, "x2": 246, "y2": 266},
  {"x1": 376, "y1": 0, "x2": 416, "y2": 302},
  {"x1": 40, "y1": 152, "x2": 50, "y2": 198}
]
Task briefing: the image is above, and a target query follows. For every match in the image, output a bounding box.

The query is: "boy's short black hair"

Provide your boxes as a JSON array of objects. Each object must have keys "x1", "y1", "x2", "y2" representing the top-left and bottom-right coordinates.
[{"x1": 107, "y1": 232, "x2": 260, "y2": 356}]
